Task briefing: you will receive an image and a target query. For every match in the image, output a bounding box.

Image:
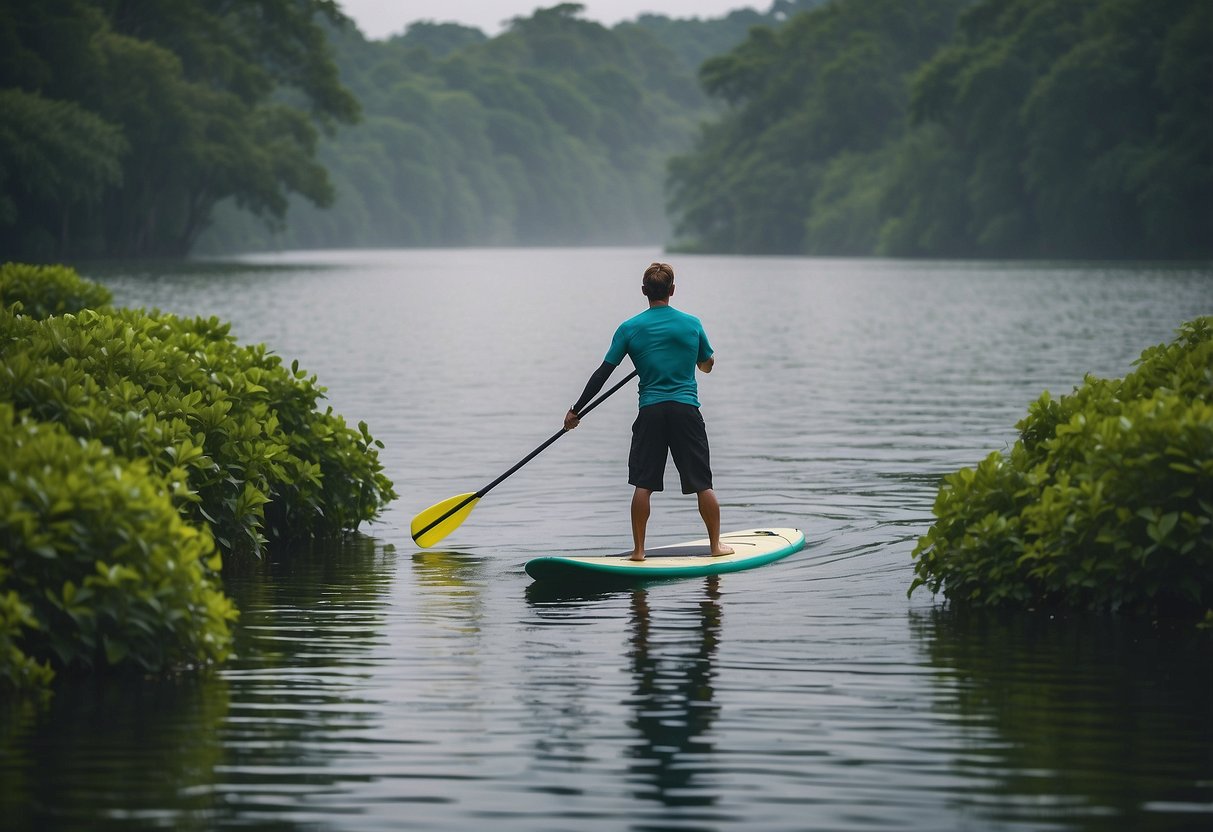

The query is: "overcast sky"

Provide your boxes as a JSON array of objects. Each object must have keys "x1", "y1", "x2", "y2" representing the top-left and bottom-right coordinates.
[{"x1": 338, "y1": 0, "x2": 764, "y2": 39}]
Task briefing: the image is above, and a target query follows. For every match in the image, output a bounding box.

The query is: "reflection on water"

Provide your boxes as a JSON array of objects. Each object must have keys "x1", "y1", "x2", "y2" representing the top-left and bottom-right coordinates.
[
  {"x1": 2, "y1": 250, "x2": 1209, "y2": 830},
  {"x1": 911, "y1": 609, "x2": 1213, "y2": 831},
  {"x1": 411, "y1": 550, "x2": 487, "y2": 642},
  {"x1": 0, "y1": 535, "x2": 399, "y2": 832},
  {"x1": 625, "y1": 579, "x2": 721, "y2": 810},
  {"x1": 411, "y1": 550, "x2": 487, "y2": 590},
  {"x1": 0, "y1": 673, "x2": 229, "y2": 832},
  {"x1": 521, "y1": 579, "x2": 728, "y2": 828}
]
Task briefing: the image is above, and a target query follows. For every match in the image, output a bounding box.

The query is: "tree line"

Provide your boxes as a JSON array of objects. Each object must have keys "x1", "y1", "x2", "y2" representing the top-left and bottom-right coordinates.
[
  {"x1": 1, "y1": 0, "x2": 1207, "y2": 260},
  {"x1": 0, "y1": 0, "x2": 358, "y2": 259},
  {"x1": 669, "y1": 0, "x2": 1212, "y2": 259},
  {"x1": 0, "y1": 0, "x2": 822, "y2": 257},
  {"x1": 199, "y1": 2, "x2": 826, "y2": 252}
]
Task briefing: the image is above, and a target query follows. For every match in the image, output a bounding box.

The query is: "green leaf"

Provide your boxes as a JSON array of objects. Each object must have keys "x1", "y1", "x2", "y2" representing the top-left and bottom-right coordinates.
[{"x1": 102, "y1": 635, "x2": 129, "y2": 666}]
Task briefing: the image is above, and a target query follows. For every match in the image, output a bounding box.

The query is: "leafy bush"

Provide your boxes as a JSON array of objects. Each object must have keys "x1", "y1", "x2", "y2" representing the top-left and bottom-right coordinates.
[
  {"x1": 0, "y1": 588, "x2": 54, "y2": 692},
  {"x1": 0, "y1": 264, "x2": 396, "y2": 693},
  {"x1": 0, "y1": 404, "x2": 236, "y2": 691},
  {"x1": 910, "y1": 317, "x2": 1213, "y2": 617},
  {"x1": 0, "y1": 262, "x2": 114, "y2": 318},
  {"x1": 0, "y1": 289, "x2": 396, "y2": 557}
]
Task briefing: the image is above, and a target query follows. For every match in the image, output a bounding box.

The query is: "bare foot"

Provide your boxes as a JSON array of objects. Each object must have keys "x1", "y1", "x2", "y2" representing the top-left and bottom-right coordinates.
[
  {"x1": 629, "y1": 551, "x2": 645, "y2": 561},
  {"x1": 710, "y1": 544, "x2": 735, "y2": 557}
]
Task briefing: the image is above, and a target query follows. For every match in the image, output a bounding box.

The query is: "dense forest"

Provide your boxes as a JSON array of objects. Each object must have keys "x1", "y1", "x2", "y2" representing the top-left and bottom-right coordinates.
[
  {"x1": 0, "y1": 0, "x2": 358, "y2": 259},
  {"x1": 1, "y1": 0, "x2": 1208, "y2": 260},
  {"x1": 670, "y1": 0, "x2": 968, "y2": 254},
  {"x1": 198, "y1": 1, "x2": 826, "y2": 252},
  {"x1": 204, "y1": 6, "x2": 707, "y2": 250},
  {"x1": 670, "y1": 0, "x2": 1212, "y2": 258}
]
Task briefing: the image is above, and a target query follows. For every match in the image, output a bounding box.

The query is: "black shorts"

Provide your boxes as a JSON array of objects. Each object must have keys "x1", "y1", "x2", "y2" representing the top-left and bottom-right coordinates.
[{"x1": 628, "y1": 401, "x2": 713, "y2": 494}]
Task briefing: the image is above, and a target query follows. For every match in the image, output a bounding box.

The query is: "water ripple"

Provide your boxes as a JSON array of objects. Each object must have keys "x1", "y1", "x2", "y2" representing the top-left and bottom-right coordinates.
[{"x1": 2, "y1": 251, "x2": 1207, "y2": 831}]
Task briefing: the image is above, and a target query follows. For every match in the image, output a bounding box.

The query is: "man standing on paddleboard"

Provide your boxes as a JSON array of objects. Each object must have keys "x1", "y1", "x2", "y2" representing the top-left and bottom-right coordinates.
[{"x1": 564, "y1": 262, "x2": 734, "y2": 561}]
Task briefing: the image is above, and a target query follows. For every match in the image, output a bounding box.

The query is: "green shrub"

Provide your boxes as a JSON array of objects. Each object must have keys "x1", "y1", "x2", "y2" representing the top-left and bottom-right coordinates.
[
  {"x1": 0, "y1": 262, "x2": 113, "y2": 319},
  {"x1": 0, "y1": 296, "x2": 397, "y2": 557},
  {"x1": 0, "y1": 588, "x2": 54, "y2": 692},
  {"x1": 0, "y1": 263, "x2": 396, "y2": 693},
  {"x1": 910, "y1": 317, "x2": 1213, "y2": 617},
  {"x1": 0, "y1": 404, "x2": 236, "y2": 691}
]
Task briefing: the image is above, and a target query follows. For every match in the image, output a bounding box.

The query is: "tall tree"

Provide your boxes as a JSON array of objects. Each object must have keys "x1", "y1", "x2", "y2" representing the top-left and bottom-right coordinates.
[
  {"x1": 200, "y1": 3, "x2": 718, "y2": 252},
  {"x1": 670, "y1": 0, "x2": 1211, "y2": 259},
  {"x1": 890, "y1": 0, "x2": 1212, "y2": 258},
  {"x1": 0, "y1": 0, "x2": 358, "y2": 258},
  {"x1": 666, "y1": 0, "x2": 966, "y2": 254},
  {"x1": 0, "y1": 89, "x2": 126, "y2": 253}
]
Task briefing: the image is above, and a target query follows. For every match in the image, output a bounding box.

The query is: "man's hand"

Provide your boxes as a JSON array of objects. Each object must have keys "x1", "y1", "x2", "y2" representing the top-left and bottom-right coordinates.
[
  {"x1": 697, "y1": 356, "x2": 715, "y2": 373},
  {"x1": 564, "y1": 409, "x2": 580, "y2": 430}
]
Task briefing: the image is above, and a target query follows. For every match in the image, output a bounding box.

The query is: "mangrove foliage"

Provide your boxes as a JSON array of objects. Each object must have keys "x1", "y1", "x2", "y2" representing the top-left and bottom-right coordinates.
[
  {"x1": 0, "y1": 263, "x2": 396, "y2": 693},
  {"x1": 910, "y1": 317, "x2": 1213, "y2": 619}
]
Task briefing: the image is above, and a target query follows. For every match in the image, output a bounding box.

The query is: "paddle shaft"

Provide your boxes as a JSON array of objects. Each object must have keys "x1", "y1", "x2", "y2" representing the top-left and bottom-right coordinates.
[{"x1": 414, "y1": 369, "x2": 638, "y2": 539}]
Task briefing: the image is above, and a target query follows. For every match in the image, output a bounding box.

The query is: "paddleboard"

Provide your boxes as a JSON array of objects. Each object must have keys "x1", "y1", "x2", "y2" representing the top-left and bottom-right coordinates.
[{"x1": 524, "y1": 528, "x2": 805, "y2": 584}]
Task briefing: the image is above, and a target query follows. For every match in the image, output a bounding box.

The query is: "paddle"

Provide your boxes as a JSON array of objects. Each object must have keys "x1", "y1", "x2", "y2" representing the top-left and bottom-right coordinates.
[{"x1": 411, "y1": 369, "x2": 639, "y2": 547}]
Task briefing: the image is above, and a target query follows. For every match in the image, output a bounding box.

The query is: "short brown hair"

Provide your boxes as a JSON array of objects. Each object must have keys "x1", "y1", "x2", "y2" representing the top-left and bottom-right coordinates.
[{"x1": 642, "y1": 262, "x2": 674, "y2": 300}]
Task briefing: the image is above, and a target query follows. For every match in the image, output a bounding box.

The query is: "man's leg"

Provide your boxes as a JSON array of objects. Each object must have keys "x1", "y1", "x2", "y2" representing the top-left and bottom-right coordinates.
[
  {"x1": 665, "y1": 405, "x2": 730, "y2": 555},
  {"x1": 696, "y1": 489, "x2": 734, "y2": 556},
  {"x1": 630, "y1": 487, "x2": 652, "y2": 560}
]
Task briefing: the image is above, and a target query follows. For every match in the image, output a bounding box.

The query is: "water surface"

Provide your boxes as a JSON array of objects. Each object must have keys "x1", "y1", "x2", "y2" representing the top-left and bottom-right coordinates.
[{"x1": 2, "y1": 249, "x2": 1210, "y2": 830}]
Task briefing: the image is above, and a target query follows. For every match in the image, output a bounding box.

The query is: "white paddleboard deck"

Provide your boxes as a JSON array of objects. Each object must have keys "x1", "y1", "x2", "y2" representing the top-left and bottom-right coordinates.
[{"x1": 525, "y1": 528, "x2": 805, "y2": 583}]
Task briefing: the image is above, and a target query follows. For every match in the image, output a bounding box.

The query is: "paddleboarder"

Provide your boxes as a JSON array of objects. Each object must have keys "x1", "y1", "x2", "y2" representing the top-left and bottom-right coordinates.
[{"x1": 565, "y1": 262, "x2": 733, "y2": 561}]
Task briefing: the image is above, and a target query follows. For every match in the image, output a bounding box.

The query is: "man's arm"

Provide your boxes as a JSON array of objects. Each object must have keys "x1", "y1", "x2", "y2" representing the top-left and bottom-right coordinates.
[
  {"x1": 565, "y1": 360, "x2": 616, "y2": 429},
  {"x1": 697, "y1": 356, "x2": 715, "y2": 373}
]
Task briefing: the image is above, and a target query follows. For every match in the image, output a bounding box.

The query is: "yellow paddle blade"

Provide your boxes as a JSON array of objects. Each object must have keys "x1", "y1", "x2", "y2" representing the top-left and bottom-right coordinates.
[{"x1": 411, "y1": 492, "x2": 480, "y2": 548}]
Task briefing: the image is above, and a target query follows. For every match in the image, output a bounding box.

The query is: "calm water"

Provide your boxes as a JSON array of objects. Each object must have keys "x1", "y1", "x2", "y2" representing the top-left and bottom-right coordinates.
[{"x1": 2, "y1": 249, "x2": 1211, "y2": 831}]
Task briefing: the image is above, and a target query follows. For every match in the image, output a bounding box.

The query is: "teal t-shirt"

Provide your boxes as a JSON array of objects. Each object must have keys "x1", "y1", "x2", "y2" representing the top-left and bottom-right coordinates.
[{"x1": 604, "y1": 305, "x2": 713, "y2": 408}]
